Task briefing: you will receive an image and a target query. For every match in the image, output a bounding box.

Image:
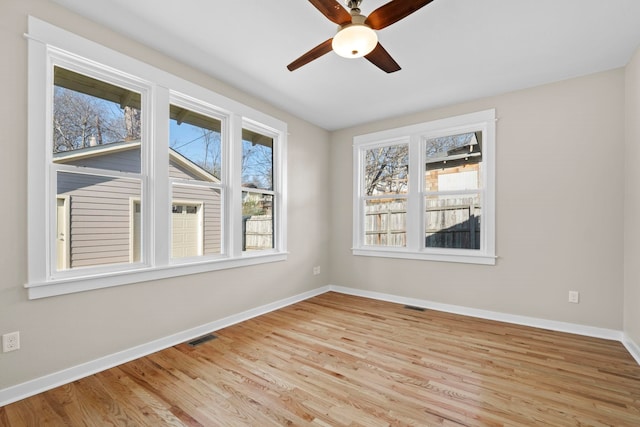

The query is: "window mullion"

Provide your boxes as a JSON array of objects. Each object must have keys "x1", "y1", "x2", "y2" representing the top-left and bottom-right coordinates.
[
  {"x1": 405, "y1": 136, "x2": 421, "y2": 251},
  {"x1": 152, "y1": 86, "x2": 170, "y2": 267},
  {"x1": 229, "y1": 114, "x2": 243, "y2": 257}
]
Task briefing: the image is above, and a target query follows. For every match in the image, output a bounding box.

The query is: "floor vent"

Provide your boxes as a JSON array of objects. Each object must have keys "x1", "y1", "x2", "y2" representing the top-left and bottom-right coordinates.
[
  {"x1": 188, "y1": 333, "x2": 218, "y2": 347},
  {"x1": 404, "y1": 305, "x2": 426, "y2": 312}
]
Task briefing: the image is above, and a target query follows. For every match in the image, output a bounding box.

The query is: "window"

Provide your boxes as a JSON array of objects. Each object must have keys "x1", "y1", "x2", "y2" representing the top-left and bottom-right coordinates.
[
  {"x1": 424, "y1": 132, "x2": 482, "y2": 250},
  {"x1": 52, "y1": 65, "x2": 146, "y2": 274},
  {"x1": 26, "y1": 17, "x2": 287, "y2": 298},
  {"x1": 353, "y1": 110, "x2": 496, "y2": 265},
  {"x1": 363, "y1": 143, "x2": 408, "y2": 247},
  {"x1": 242, "y1": 127, "x2": 275, "y2": 251},
  {"x1": 169, "y1": 101, "x2": 225, "y2": 260}
]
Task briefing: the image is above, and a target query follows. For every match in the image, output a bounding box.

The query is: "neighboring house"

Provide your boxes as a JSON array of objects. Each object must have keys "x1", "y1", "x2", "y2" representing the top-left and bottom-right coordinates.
[
  {"x1": 424, "y1": 132, "x2": 482, "y2": 249},
  {"x1": 54, "y1": 140, "x2": 221, "y2": 269}
]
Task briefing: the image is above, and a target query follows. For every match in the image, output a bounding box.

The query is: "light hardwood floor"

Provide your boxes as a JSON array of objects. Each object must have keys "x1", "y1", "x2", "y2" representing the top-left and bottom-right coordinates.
[{"x1": 2, "y1": 292, "x2": 640, "y2": 426}]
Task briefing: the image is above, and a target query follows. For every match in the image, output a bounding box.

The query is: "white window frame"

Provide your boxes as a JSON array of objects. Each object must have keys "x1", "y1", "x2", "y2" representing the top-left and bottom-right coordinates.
[
  {"x1": 26, "y1": 17, "x2": 287, "y2": 299},
  {"x1": 168, "y1": 92, "x2": 229, "y2": 263},
  {"x1": 240, "y1": 119, "x2": 280, "y2": 253},
  {"x1": 353, "y1": 109, "x2": 496, "y2": 265},
  {"x1": 47, "y1": 56, "x2": 151, "y2": 280}
]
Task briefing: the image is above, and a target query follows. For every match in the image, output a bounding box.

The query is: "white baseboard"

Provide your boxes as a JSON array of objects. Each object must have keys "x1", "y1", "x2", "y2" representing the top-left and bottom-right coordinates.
[
  {"x1": 328, "y1": 285, "x2": 623, "y2": 341},
  {"x1": 0, "y1": 285, "x2": 330, "y2": 407},
  {"x1": 622, "y1": 334, "x2": 640, "y2": 365},
  {"x1": 1, "y1": 283, "x2": 633, "y2": 407}
]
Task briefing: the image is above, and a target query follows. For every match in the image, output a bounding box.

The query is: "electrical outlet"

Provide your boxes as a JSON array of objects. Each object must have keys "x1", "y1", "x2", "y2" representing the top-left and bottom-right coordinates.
[
  {"x1": 2, "y1": 331, "x2": 20, "y2": 352},
  {"x1": 313, "y1": 266, "x2": 321, "y2": 275},
  {"x1": 568, "y1": 291, "x2": 580, "y2": 304}
]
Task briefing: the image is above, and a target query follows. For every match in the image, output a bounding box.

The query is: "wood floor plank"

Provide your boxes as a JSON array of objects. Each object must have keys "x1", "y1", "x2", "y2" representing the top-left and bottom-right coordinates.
[{"x1": 2, "y1": 292, "x2": 640, "y2": 426}]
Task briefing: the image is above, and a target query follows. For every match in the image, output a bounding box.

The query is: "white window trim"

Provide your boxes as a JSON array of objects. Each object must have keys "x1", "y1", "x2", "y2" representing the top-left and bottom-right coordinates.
[
  {"x1": 239, "y1": 118, "x2": 281, "y2": 253},
  {"x1": 26, "y1": 17, "x2": 288, "y2": 299},
  {"x1": 352, "y1": 109, "x2": 496, "y2": 265}
]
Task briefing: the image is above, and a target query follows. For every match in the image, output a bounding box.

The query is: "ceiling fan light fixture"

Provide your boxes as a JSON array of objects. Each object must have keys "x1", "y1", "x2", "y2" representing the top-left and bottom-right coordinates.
[
  {"x1": 332, "y1": 23, "x2": 378, "y2": 59},
  {"x1": 289, "y1": 0, "x2": 433, "y2": 72}
]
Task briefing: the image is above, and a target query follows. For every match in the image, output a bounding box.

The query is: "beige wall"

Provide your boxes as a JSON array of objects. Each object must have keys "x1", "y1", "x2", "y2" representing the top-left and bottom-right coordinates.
[
  {"x1": 330, "y1": 69, "x2": 626, "y2": 330},
  {"x1": 625, "y1": 46, "x2": 640, "y2": 345},
  {"x1": 0, "y1": 0, "x2": 330, "y2": 389}
]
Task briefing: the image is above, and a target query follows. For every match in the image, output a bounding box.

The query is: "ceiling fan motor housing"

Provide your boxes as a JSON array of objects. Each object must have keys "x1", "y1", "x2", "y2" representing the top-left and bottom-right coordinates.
[{"x1": 347, "y1": 0, "x2": 363, "y2": 14}]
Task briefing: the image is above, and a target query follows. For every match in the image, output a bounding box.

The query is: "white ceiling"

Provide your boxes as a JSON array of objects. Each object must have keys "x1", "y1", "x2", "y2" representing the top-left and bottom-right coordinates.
[{"x1": 53, "y1": 0, "x2": 640, "y2": 131}]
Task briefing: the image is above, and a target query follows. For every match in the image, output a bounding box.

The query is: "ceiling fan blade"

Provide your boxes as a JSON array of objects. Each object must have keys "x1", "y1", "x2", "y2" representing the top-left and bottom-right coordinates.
[
  {"x1": 287, "y1": 38, "x2": 334, "y2": 71},
  {"x1": 364, "y1": 43, "x2": 401, "y2": 73},
  {"x1": 308, "y1": 0, "x2": 352, "y2": 25},
  {"x1": 365, "y1": 0, "x2": 434, "y2": 30}
]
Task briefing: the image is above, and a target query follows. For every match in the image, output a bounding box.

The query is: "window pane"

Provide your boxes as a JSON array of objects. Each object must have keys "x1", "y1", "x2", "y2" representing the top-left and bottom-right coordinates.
[
  {"x1": 53, "y1": 67, "x2": 141, "y2": 172},
  {"x1": 364, "y1": 199, "x2": 407, "y2": 247},
  {"x1": 56, "y1": 171, "x2": 141, "y2": 270},
  {"x1": 169, "y1": 105, "x2": 222, "y2": 181},
  {"x1": 425, "y1": 194, "x2": 481, "y2": 249},
  {"x1": 171, "y1": 184, "x2": 222, "y2": 258},
  {"x1": 425, "y1": 132, "x2": 481, "y2": 191},
  {"x1": 242, "y1": 129, "x2": 273, "y2": 190},
  {"x1": 242, "y1": 192, "x2": 273, "y2": 250},
  {"x1": 365, "y1": 144, "x2": 408, "y2": 196}
]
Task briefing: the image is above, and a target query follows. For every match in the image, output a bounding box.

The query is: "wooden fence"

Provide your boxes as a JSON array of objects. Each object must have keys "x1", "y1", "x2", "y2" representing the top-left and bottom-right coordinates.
[
  {"x1": 425, "y1": 196, "x2": 480, "y2": 249},
  {"x1": 365, "y1": 197, "x2": 480, "y2": 249},
  {"x1": 243, "y1": 215, "x2": 273, "y2": 250},
  {"x1": 364, "y1": 200, "x2": 407, "y2": 246}
]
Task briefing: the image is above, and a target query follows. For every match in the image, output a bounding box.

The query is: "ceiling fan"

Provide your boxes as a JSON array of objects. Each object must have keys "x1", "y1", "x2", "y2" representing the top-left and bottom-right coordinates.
[{"x1": 287, "y1": 0, "x2": 434, "y2": 73}]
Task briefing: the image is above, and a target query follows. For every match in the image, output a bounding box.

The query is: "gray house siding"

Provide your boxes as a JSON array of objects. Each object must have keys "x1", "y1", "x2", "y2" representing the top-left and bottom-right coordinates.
[
  {"x1": 169, "y1": 162, "x2": 200, "y2": 180},
  {"x1": 64, "y1": 148, "x2": 141, "y2": 173},
  {"x1": 57, "y1": 171, "x2": 139, "y2": 268},
  {"x1": 56, "y1": 145, "x2": 221, "y2": 269}
]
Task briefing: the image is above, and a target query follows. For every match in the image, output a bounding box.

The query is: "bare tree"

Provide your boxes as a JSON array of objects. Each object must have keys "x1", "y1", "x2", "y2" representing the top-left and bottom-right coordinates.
[
  {"x1": 242, "y1": 141, "x2": 273, "y2": 190},
  {"x1": 425, "y1": 133, "x2": 475, "y2": 158},
  {"x1": 123, "y1": 106, "x2": 141, "y2": 141},
  {"x1": 364, "y1": 144, "x2": 409, "y2": 196},
  {"x1": 170, "y1": 127, "x2": 222, "y2": 180},
  {"x1": 53, "y1": 86, "x2": 138, "y2": 153},
  {"x1": 200, "y1": 129, "x2": 222, "y2": 179}
]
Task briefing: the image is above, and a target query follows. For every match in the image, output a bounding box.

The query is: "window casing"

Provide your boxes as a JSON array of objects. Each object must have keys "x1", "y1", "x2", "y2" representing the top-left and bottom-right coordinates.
[
  {"x1": 26, "y1": 17, "x2": 287, "y2": 299},
  {"x1": 353, "y1": 110, "x2": 496, "y2": 265}
]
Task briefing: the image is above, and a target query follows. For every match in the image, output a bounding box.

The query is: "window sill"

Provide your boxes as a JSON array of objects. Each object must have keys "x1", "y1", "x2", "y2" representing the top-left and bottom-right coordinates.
[
  {"x1": 25, "y1": 252, "x2": 288, "y2": 299},
  {"x1": 352, "y1": 247, "x2": 496, "y2": 265}
]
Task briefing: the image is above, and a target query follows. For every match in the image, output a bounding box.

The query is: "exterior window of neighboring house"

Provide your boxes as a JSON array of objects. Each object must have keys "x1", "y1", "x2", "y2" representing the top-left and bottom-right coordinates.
[
  {"x1": 26, "y1": 17, "x2": 287, "y2": 298},
  {"x1": 353, "y1": 109, "x2": 496, "y2": 265}
]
